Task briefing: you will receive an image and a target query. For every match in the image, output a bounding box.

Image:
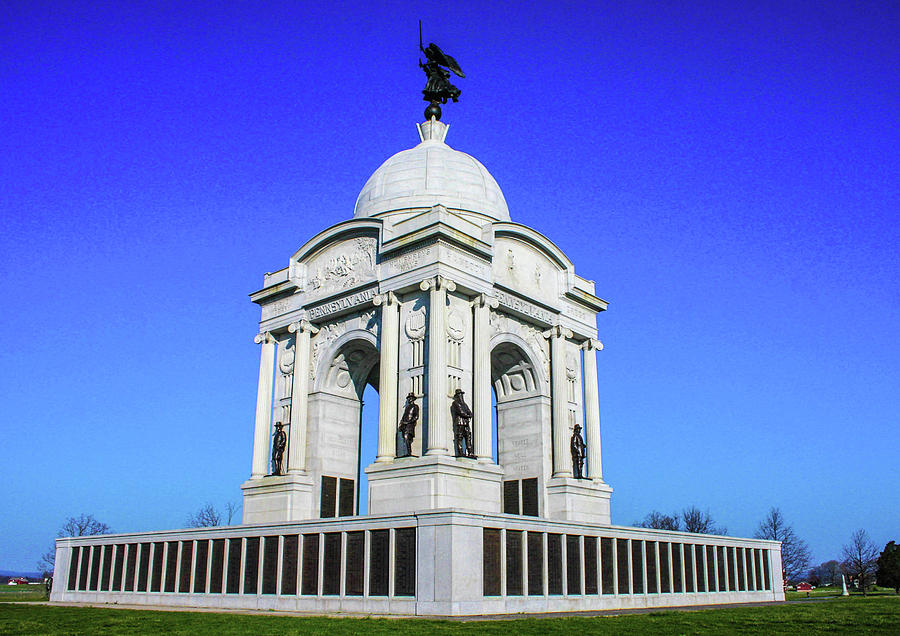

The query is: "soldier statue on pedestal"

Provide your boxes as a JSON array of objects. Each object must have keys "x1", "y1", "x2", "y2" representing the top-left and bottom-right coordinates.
[
  {"x1": 451, "y1": 389, "x2": 475, "y2": 458},
  {"x1": 271, "y1": 422, "x2": 287, "y2": 476},
  {"x1": 397, "y1": 393, "x2": 419, "y2": 457},
  {"x1": 571, "y1": 424, "x2": 586, "y2": 479}
]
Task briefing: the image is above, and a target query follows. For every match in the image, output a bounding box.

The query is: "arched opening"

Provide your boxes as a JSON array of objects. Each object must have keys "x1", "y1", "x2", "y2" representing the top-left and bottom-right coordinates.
[
  {"x1": 357, "y1": 383, "x2": 379, "y2": 514},
  {"x1": 490, "y1": 340, "x2": 550, "y2": 517},
  {"x1": 310, "y1": 334, "x2": 379, "y2": 517}
]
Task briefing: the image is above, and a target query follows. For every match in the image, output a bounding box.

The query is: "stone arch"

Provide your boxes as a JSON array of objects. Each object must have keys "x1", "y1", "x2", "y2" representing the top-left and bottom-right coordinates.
[
  {"x1": 489, "y1": 333, "x2": 552, "y2": 517},
  {"x1": 489, "y1": 332, "x2": 548, "y2": 400},
  {"x1": 313, "y1": 329, "x2": 379, "y2": 397},
  {"x1": 306, "y1": 329, "x2": 380, "y2": 517}
]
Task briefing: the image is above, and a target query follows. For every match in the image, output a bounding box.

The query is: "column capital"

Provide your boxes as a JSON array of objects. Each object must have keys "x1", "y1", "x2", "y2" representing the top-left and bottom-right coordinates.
[
  {"x1": 473, "y1": 293, "x2": 499, "y2": 310},
  {"x1": 419, "y1": 276, "x2": 456, "y2": 293},
  {"x1": 288, "y1": 319, "x2": 319, "y2": 335},
  {"x1": 581, "y1": 338, "x2": 603, "y2": 351},
  {"x1": 372, "y1": 291, "x2": 398, "y2": 306},
  {"x1": 542, "y1": 325, "x2": 573, "y2": 340},
  {"x1": 254, "y1": 331, "x2": 276, "y2": 345}
]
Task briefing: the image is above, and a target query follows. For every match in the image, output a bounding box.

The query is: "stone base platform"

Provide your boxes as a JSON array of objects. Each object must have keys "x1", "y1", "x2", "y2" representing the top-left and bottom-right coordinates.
[
  {"x1": 366, "y1": 455, "x2": 504, "y2": 516},
  {"x1": 241, "y1": 473, "x2": 315, "y2": 523},
  {"x1": 546, "y1": 477, "x2": 613, "y2": 524},
  {"x1": 50, "y1": 510, "x2": 784, "y2": 616}
]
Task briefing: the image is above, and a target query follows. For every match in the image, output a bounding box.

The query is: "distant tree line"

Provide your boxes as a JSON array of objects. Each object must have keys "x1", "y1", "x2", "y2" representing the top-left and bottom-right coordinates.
[
  {"x1": 633, "y1": 505, "x2": 899, "y2": 594},
  {"x1": 634, "y1": 506, "x2": 728, "y2": 535}
]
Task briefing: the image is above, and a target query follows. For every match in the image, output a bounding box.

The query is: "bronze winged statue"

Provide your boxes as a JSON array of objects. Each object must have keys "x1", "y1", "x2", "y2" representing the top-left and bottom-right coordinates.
[{"x1": 419, "y1": 22, "x2": 465, "y2": 120}]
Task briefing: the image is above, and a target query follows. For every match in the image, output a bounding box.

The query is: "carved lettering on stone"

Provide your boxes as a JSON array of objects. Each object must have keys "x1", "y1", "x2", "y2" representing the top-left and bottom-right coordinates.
[
  {"x1": 307, "y1": 288, "x2": 376, "y2": 321},
  {"x1": 440, "y1": 244, "x2": 489, "y2": 278},
  {"x1": 495, "y1": 290, "x2": 555, "y2": 325},
  {"x1": 261, "y1": 297, "x2": 296, "y2": 321},
  {"x1": 390, "y1": 246, "x2": 433, "y2": 274}
]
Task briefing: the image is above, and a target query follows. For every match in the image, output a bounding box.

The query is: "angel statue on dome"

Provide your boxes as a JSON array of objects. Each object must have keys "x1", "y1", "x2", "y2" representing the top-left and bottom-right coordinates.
[{"x1": 419, "y1": 22, "x2": 465, "y2": 120}]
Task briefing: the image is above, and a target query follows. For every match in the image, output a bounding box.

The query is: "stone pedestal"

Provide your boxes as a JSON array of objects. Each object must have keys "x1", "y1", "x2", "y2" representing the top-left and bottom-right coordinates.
[
  {"x1": 241, "y1": 473, "x2": 315, "y2": 524},
  {"x1": 366, "y1": 456, "x2": 503, "y2": 516},
  {"x1": 545, "y1": 477, "x2": 613, "y2": 524}
]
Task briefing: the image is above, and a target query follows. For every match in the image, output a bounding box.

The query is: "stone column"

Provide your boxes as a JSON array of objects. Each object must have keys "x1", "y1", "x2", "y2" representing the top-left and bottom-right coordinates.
[
  {"x1": 582, "y1": 338, "x2": 604, "y2": 481},
  {"x1": 547, "y1": 325, "x2": 574, "y2": 477},
  {"x1": 287, "y1": 319, "x2": 318, "y2": 473},
  {"x1": 374, "y1": 292, "x2": 400, "y2": 462},
  {"x1": 423, "y1": 276, "x2": 455, "y2": 455},
  {"x1": 251, "y1": 331, "x2": 277, "y2": 479},
  {"x1": 473, "y1": 294, "x2": 498, "y2": 461}
]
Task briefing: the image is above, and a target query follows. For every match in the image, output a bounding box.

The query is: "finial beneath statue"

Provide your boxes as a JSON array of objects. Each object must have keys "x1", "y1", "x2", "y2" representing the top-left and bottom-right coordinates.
[{"x1": 419, "y1": 21, "x2": 465, "y2": 121}]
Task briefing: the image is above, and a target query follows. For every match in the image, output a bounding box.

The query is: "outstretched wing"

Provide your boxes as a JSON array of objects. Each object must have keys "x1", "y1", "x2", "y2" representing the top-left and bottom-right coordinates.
[{"x1": 427, "y1": 42, "x2": 465, "y2": 78}]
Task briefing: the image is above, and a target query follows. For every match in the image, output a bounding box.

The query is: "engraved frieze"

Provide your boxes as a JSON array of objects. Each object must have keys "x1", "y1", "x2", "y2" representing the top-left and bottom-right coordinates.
[
  {"x1": 384, "y1": 246, "x2": 434, "y2": 276},
  {"x1": 494, "y1": 289, "x2": 555, "y2": 325},
  {"x1": 261, "y1": 296, "x2": 300, "y2": 321},
  {"x1": 307, "y1": 288, "x2": 376, "y2": 321},
  {"x1": 439, "y1": 243, "x2": 490, "y2": 279}
]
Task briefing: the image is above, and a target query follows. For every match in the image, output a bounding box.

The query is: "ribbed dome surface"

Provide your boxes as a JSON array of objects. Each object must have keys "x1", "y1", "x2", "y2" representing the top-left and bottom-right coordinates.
[{"x1": 354, "y1": 121, "x2": 510, "y2": 221}]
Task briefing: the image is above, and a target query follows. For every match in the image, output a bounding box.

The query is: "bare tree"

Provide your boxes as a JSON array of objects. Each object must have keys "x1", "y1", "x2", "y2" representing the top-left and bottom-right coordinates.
[
  {"x1": 187, "y1": 503, "x2": 222, "y2": 528},
  {"x1": 636, "y1": 511, "x2": 681, "y2": 531},
  {"x1": 37, "y1": 514, "x2": 112, "y2": 576},
  {"x1": 681, "y1": 506, "x2": 727, "y2": 535},
  {"x1": 754, "y1": 507, "x2": 810, "y2": 581},
  {"x1": 842, "y1": 529, "x2": 879, "y2": 595},
  {"x1": 225, "y1": 502, "x2": 240, "y2": 525}
]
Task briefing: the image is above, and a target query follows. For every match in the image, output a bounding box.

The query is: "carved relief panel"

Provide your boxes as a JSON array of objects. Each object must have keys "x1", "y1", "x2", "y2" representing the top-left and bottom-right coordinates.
[
  {"x1": 493, "y1": 237, "x2": 561, "y2": 307},
  {"x1": 294, "y1": 237, "x2": 377, "y2": 303}
]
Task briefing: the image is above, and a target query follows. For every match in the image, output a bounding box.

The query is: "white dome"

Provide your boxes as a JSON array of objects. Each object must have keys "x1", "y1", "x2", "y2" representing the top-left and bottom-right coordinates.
[{"x1": 354, "y1": 120, "x2": 510, "y2": 221}]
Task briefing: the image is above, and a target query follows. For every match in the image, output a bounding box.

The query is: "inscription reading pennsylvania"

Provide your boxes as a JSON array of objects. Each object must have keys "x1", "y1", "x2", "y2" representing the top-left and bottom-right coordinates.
[
  {"x1": 495, "y1": 290, "x2": 555, "y2": 324},
  {"x1": 307, "y1": 289, "x2": 376, "y2": 320}
]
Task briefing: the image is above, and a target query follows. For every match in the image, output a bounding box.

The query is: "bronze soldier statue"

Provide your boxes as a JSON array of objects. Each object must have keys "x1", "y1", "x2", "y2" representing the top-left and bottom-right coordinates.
[
  {"x1": 450, "y1": 389, "x2": 475, "y2": 458},
  {"x1": 571, "y1": 424, "x2": 586, "y2": 479},
  {"x1": 271, "y1": 421, "x2": 287, "y2": 476},
  {"x1": 397, "y1": 392, "x2": 419, "y2": 457}
]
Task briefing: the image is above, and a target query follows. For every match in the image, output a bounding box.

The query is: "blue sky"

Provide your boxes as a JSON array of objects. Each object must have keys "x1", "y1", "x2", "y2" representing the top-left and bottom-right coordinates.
[{"x1": 1, "y1": 1, "x2": 897, "y2": 572}]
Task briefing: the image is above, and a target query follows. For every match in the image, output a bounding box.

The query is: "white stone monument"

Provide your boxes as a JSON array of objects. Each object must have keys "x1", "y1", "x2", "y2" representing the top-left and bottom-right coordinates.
[
  {"x1": 241, "y1": 118, "x2": 611, "y2": 527},
  {"x1": 50, "y1": 117, "x2": 784, "y2": 615}
]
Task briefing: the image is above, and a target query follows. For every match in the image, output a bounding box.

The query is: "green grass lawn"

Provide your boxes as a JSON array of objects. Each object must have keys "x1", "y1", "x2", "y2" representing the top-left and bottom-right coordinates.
[
  {"x1": 785, "y1": 585, "x2": 899, "y2": 600},
  {"x1": 0, "y1": 584, "x2": 48, "y2": 603},
  {"x1": 0, "y1": 596, "x2": 898, "y2": 635}
]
